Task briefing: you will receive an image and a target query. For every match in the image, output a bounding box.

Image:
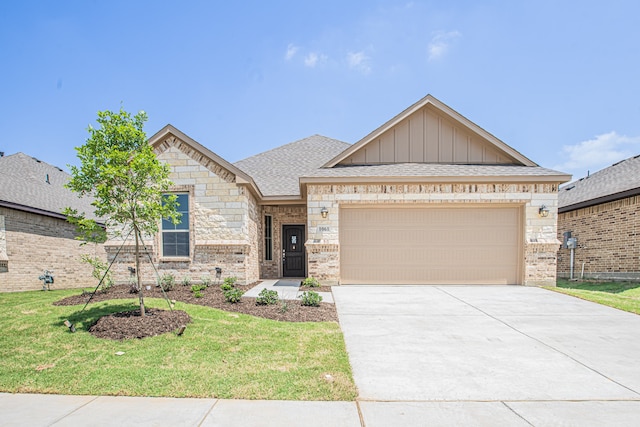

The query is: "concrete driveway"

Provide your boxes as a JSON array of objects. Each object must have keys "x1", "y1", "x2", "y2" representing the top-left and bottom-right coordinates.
[{"x1": 333, "y1": 285, "x2": 640, "y2": 425}]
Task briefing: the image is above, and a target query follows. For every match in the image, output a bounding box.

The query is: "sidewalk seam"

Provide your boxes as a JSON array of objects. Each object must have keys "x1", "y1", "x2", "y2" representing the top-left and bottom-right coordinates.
[{"x1": 48, "y1": 395, "x2": 99, "y2": 426}]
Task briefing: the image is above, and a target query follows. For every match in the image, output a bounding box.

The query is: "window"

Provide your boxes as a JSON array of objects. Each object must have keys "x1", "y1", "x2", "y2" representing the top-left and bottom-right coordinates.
[
  {"x1": 162, "y1": 193, "x2": 189, "y2": 257},
  {"x1": 264, "y1": 215, "x2": 273, "y2": 260}
]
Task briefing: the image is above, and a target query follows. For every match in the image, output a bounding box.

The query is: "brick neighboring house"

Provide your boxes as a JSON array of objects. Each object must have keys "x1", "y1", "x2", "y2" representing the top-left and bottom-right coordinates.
[
  {"x1": 557, "y1": 155, "x2": 640, "y2": 280},
  {"x1": 106, "y1": 94, "x2": 570, "y2": 286},
  {"x1": 0, "y1": 153, "x2": 105, "y2": 292}
]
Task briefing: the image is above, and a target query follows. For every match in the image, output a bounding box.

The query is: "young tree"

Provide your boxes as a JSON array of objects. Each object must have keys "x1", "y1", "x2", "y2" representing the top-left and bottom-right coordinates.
[{"x1": 65, "y1": 108, "x2": 179, "y2": 316}]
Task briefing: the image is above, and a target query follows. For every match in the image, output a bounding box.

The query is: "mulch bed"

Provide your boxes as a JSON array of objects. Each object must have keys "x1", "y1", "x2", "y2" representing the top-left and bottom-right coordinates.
[
  {"x1": 88, "y1": 308, "x2": 191, "y2": 340},
  {"x1": 55, "y1": 283, "x2": 338, "y2": 339}
]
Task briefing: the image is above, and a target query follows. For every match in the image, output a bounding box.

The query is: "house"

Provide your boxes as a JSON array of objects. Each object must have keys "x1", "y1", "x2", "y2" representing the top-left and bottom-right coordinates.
[
  {"x1": 0, "y1": 153, "x2": 106, "y2": 292},
  {"x1": 107, "y1": 95, "x2": 570, "y2": 286},
  {"x1": 557, "y1": 154, "x2": 640, "y2": 280}
]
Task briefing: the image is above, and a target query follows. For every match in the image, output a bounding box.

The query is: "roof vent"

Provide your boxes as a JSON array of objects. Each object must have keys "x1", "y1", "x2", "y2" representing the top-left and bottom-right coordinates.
[
  {"x1": 0, "y1": 152, "x2": 4, "y2": 157},
  {"x1": 32, "y1": 157, "x2": 42, "y2": 163},
  {"x1": 55, "y1": 167, "x2": 63, "y2": 172},
  {"x1": 564, "y1": 185, "x2": 575, "y2": 191},
  {"x1": 46, "y1": 174, "x2": 50, "y2": 184}
]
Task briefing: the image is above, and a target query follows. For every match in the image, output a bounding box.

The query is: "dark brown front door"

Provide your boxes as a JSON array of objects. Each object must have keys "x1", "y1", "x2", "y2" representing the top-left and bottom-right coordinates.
[{"x1": 282, "y1": 225, "x2": 305, "y2": 277}]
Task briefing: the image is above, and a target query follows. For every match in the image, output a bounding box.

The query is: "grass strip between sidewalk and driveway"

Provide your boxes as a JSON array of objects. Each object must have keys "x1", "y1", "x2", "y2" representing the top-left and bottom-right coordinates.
[
  {"x1": 548, "y1": 279, "x2": 640, "y2": 315},
  {"x1": 0, "y1": 289, "x2": 356, "y2": 400}
]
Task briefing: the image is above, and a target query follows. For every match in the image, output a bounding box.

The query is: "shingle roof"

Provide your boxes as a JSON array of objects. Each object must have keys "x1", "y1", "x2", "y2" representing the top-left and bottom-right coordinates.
[
  {"x1": 234, "y1": 135, "x2": 351, "y2": 197},
  {"x1": 0, "y1": 153, "x2": 98, "y2": 220},
  {"x1": 558, "y1": 154, "x2": 640, "y2": 211},
  {"x1": 302, "y1": 163, "x2": 568, "y2": 181}
]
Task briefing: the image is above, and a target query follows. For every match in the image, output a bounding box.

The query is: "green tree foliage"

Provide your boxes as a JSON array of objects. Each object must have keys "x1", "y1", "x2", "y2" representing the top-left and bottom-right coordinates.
[{"x1": 65, "y1": 108, "x2": 180, "y2": 316}]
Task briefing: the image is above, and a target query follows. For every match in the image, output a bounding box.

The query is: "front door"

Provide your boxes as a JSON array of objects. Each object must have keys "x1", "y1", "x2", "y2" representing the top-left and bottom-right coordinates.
[{"x1": 282, "y1": 225, "x2": 305, "y2": 277}]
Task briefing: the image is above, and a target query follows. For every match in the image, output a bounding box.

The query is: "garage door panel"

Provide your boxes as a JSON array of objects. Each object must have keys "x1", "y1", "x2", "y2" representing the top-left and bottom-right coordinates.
[{"x1": 340, "y1": 206, "x2": 521, "y2": 285}]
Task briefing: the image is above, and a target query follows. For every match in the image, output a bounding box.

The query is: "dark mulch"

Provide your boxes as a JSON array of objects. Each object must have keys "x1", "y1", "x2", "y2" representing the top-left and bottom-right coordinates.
[
  {"x1": 88, "y1": 308, "x2": 191, "y2": 340},
  {"x1": 55, "y1": 283, "x2": 338, "y2": 337}
]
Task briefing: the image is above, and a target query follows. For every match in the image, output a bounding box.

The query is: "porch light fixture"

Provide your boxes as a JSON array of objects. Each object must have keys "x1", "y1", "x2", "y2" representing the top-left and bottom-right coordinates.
[
  {"x1": 538, "y1": 205, "x2": 550, "y2": 217},
  {"x1": 320, "y1": 207, "x2": 328, "y2": 219}
]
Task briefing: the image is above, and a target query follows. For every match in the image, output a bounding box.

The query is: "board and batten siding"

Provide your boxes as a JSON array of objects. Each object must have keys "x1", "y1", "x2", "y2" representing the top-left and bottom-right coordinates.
[{"x1": 339, "y1": 105, "x2": 517, "y2": 165}]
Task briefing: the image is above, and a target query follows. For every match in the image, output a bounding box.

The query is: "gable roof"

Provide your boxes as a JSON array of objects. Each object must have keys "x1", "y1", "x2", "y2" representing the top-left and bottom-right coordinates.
[
  {"x1": 559, "y1": 154, "x2": 640, "y2": 212},
  {"x1": 234, "y1": 135, "x2": 350, "y2": 198},
  {"x1": 323, "y1": 94, "x2": 537, "y2": 168},
  {"x1": 0, "y1": 153, "x2": 99, "y2": 221},
  {"x1": 148, "y1": 125, "x2": 263, "y2": 198}
]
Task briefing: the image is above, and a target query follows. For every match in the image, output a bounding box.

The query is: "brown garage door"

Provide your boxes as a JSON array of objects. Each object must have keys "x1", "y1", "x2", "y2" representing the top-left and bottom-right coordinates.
[{"x1": 339, "y1": 206, "x2": 521, "y2": 285}]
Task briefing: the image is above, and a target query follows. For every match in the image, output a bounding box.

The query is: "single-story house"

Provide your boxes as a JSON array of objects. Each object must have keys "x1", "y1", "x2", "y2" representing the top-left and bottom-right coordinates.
[
  {"x1": 107, "y1": 95, "x2": 570, "y2": 286},
  {"x1": 0, "y1": 152, "x2": 106, "y2": 292},
  {"x1": 557, "y1": 154, "x2": 640, "y2": 280}
]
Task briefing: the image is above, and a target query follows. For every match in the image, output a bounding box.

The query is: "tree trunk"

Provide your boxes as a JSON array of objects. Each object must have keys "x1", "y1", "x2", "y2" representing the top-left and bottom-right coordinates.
[{"x1": 135, "y1": 225, "x2": 145, "y2": 317}]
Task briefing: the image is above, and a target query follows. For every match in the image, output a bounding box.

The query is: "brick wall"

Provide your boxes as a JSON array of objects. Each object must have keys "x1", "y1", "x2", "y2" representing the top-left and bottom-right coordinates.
[
  {"x1": 259, "y1": 205, "x2": 307, "y2": 279},
  {"x1": 557, "y1": 195, "x2": 640, "y2": 280},
  {"x1": 0, "y1": 207, "x2": 106, "y2": 292},
  {"x1": 306, "y1": 183, "x2": 561, "y2": 286}
]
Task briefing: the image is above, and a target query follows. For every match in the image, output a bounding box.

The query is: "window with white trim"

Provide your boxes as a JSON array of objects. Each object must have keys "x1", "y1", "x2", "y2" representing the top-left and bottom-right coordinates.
[{"x1": 162, "y1": 193, "x2": 189, "y2": 257}]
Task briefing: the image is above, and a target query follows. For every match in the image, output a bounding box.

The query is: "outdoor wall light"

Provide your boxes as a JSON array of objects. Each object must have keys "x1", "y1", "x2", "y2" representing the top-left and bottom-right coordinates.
[
  {"x1": 320, "y1": 207, "x2": 328, "y2": 218},
  {"x1": 538, "y1": 205, "x2": 550, "y2": 217}
]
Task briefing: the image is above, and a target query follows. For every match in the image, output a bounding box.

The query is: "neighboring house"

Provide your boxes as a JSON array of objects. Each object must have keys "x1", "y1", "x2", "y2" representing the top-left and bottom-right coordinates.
[
  {"x1": 557, "y1": 155, "x2": 640, "y2": 280},
  {"x1": 107, "y1": 95, "x2": 570, "y2": 286},
  {"x1": 0, "y1": 153, "x2": 105, "y2": 292}
]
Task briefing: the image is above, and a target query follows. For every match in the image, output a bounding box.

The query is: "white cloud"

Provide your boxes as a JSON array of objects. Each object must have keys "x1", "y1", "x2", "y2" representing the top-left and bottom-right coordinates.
[
  {"x1": 304, "y1": 52, "x2": 327, "y2": 68},
  {"x1": 285, "y1": 43, "x2": 298, "y2": 60},
  {"x1": 553, "y1": 131, "x2": 640, "y2": 177},
  {"x1": 347, "y1": 51, "x2": 371, "y2": 74},
  {"x1": 428, "y1": 30, "x2": 461, "y2": 61}
]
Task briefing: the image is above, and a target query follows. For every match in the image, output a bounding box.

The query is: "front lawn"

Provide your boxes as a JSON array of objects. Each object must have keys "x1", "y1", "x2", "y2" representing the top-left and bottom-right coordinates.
[
  {"x1": 549, "y1": 279, "x2": 640, "y2": 315},
  {"x1": 0, "y1": 289, "x2": 356, "y2": 400}
]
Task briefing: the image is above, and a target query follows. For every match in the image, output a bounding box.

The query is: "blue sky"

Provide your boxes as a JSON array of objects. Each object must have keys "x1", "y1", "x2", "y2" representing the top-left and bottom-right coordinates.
[{"x1": 1, "y1": 1, "x2": 639, "y2": 182}]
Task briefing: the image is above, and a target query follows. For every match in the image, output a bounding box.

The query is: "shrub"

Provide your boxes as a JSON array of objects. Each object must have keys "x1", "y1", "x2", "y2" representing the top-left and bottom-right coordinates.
[
  {"x1": 301, "y1": 277, "x2": 320, "y2": 288},
  {"x1": 256, "y1": 289, "x2": 279, "y2": 305},
  {"x1": 280, "y1": 299, "x2": 289, "y2": 313},
  {"x1": 181, "y1": 276, "x2": 192, "y2": 286},
  {"x1": 201, "y1": 275, "x2": 212, "y2": 287},
  {"x1": 80, "y1": 255, "x2": 114, "y2": 292},
  {"x1": 160, "y1": 273, "x2": 176, "y2": 291},
  {"x1": 223, "y1": 276, "x2": 238, "y2": 287},
  {"x1": 191, "y1": 284, "x2": 207, "y2": 293},
  {"x1": 224, "y1": 288, "x2": 244, "y2": 303},
  {"x1": 220, "y1": 283, "x2": 234, "y2": 291},
  {"x1": 300, "y1": 291, "x2": 322, "y2": 307},
  {"x1": 193, "y1": 291, "x2": 203, "y2": 298}
]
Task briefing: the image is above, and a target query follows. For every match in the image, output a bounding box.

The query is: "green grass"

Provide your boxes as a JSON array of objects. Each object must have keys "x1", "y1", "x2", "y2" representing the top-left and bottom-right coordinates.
[
  {"x1": 0, "y1": 289, "x2": 356, "y2": 400},
  {"x1": 548, "y1": 279, "x2": 640, "y2": 315}
]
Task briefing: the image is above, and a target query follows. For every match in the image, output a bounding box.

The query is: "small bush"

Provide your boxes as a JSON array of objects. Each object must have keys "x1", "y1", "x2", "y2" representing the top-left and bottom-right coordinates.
[
  {"x1": 193, "y1": 291, "x2": 203, "y2": 298},
  {"x1": 256, "y1": 289, "x2": 279, "y2": 305},
  {"x1": 224, "y1": 288, "x2": 244, "y2": 303},
  {"x1": 220, "y1": 283, "x2": 234, "y2": 291},
  {"x1": 280, "y1": 299, "x2": 289, "y2": 313},
  {"x1": 181, "y1": 276, "x2": 192, "y2": 286},
  {"x1": 191, "y1": 284, "x2": 207, "y2": 293},
  {"x1": 223, "y1": 276, "x2": 238, "y2": 287},
  {"x1": 201, "y1": 275, "x2": 212, "y2": 287},
  {"x1": 300, "y1": 290, "x2": 322, "y2": 307},
  {"x1": 301, "y1": 277, "x2": 320, "y2": 288},
  {"x1": 160, "y1": 273, "x2": 176, "y2": 291}
]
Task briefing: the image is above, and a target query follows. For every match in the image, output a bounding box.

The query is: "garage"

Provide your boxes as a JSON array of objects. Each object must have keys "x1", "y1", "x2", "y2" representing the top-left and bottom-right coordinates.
[{"x1": 339, "y1": 205, "x2": 522, "y2": 285}]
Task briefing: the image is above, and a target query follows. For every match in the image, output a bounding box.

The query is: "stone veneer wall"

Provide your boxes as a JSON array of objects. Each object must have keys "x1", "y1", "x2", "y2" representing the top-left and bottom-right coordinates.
[
  {"x1": 557, "y1": 195, "x2": 640, "y2": 280},
  {"x1": 105, "y1": 136, "x2": 260, "y2": 285},
  {"x1": 0, "y1": 207, "x2": 106, "y2": 292},
  {"x1": 305, "y1": 183, "x2": 561, "y2": 286},
  {"x1": 259, "y1": 205, "x2": 307, "y2": 279}
]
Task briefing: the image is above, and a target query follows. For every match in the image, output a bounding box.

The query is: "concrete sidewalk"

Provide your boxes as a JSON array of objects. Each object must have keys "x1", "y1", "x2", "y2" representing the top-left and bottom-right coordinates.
[{"x1": 5, "y1": 392, "x2": 640, "y2": 426}]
